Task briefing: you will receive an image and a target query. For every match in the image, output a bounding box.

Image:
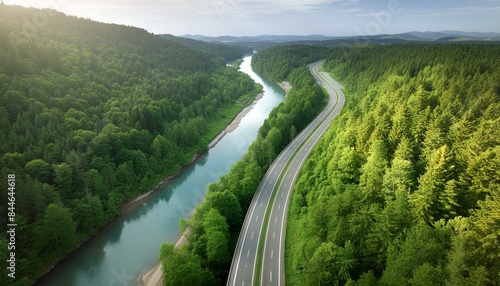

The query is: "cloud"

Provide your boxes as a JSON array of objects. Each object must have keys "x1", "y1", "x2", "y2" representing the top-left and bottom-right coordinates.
[
  {"x1": 407, "y1": 5, "x2": 500, "y2": 17},
  {"x1": 211, "y1": 0, "x2": 361, "y2": 16}
]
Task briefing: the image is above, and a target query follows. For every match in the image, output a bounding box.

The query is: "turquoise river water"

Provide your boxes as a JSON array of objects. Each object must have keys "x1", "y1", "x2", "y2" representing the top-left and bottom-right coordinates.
[{"x1": 36, "y1": 55, "x2": 284, "y2": 286}]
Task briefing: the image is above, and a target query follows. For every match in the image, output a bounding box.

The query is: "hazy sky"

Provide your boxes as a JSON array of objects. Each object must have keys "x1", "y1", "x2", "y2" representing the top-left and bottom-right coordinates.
[{"x1": 4, "y1": 0, "x2": 500, "y2": 36}]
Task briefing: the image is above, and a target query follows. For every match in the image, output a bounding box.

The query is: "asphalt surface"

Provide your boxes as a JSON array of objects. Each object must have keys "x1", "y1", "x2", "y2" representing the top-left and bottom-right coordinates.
[{"x1": 227, "y1": 61, "x2": 345, "y2": 286}]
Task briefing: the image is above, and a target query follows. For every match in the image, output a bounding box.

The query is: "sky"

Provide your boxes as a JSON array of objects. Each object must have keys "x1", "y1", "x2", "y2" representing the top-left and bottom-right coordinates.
[{"x1": 4, "y1": 0, "x2": 500, "y2": 36}]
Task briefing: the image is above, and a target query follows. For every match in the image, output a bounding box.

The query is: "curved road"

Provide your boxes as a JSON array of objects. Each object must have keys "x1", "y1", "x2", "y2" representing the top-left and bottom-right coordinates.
[{"x1": 227, "y1": 60, "x2": 345, "y2": 286}]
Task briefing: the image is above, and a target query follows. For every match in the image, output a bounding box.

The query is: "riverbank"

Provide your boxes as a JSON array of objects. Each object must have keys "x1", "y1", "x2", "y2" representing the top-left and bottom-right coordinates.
[
  {"x1": 123, "y1": 91, "x2": 263, "y2": 215},
  {"x1": 278, "y1": 81, "x2": 292, "y2": 93},
  {"x1": 35, "y1": 90, "x2": 262, "y2": 286},
  {"x1": 137, "y1": 92, "x2": 264, "y2": 286},
  {"x1": 139, "y1": 228, "x2": 192, "y2": 286},
  {"x1": 208, "y1": 92, "x2": 263, "y2": 148}
]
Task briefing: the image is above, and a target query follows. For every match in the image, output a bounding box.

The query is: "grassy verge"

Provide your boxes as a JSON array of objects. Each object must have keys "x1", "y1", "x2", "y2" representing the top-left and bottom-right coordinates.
[
  {"x1": 253, "y1": 144, "x2": 299, "y2": 286},
  {"x1": 284, "y1": 187, "x2": 303, "y2": 285},
  {"x1": 199, "y1": 83, "x2": 262, "y2": 147},
  {"x1": 179, "y1": 83, "x2": 262, "y2": 163}
]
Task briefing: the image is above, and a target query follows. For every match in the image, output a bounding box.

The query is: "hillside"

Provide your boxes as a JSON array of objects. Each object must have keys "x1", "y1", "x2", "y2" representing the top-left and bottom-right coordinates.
[
  {"x1": 160, "y1": 34, "x2": 250, "y2": 63},
  {"x1": 0, "y1": 4, "x2": 260, "y2": 285},
  {"x1": 285, "y1": 44, "x2": 500, "y2": 285}
]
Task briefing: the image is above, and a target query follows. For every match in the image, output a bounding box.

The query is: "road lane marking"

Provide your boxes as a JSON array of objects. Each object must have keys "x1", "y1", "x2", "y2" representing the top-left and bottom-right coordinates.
[
  {"x1": 278, "y1": 204, "x2": 281, "y2": 210},
  {"x1": 256, "y1": 215, "x2": 259, "y2": 222},
  {"x1": 247, "y1": 250, "x2": 250, "y2": 257},
  {"x1": 270, "y1": 271, "x2": 273, "y2": 282},
  {"x1": 260, "y1": 202, "x2": 263, "y2": 207},
  {"x1": 273, "y1": 232, "x2": 275, "y2": 239},
  {"x1": 230, "y1": 62, "x2": 344, "y2": 286},
  {"x1": 251, "y1": 232, "x2": 254, "y2": 239},
  {"x1": 275, "y1": 216, "x2": 277, "y2": 224},
  {"x1": 271, "y1": 249, "x2": 274, "y2": 259}
]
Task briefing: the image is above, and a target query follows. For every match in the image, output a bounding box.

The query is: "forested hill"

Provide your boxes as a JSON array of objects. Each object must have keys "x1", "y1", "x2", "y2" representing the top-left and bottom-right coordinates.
[
  {"x1": 285, "y1": 44, "x2": 500, "y2": 285},
  {"x1": 160, "y1": 34, "x2": 250, "y2": 64},
  {"x1": 0, "y1": 4, "x2": 259, "y2": 285}
]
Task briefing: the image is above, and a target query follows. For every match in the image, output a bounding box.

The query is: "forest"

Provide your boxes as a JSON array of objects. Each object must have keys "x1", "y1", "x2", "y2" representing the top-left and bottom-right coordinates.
[
  {"x1": 285, "y1": 44, "x2": 500, "y2": 285},
  {"x1": 160, "y1": 34, "x2": 251, "y2": 65},
  {"x1": 0, "y1": 5, "x2": 260, "y2": 285},
  {"x1": 159, "y1": 46, "x2": 328, "y2": 285}
]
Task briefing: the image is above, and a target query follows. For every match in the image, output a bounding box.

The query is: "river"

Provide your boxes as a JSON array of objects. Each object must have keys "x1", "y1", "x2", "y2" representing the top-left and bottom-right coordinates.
[{"x1": 35, "y1": 55, "x2": 284, "y2": 286}]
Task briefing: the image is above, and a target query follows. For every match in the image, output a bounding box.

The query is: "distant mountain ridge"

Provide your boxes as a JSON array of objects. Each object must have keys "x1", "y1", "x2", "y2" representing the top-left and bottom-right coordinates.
[
  {"x1": 182, "y1": 31, "x2": 500, "y2": 46},
  {"x1": 407, "y1": 30, "x2": 500, "y2": 40},
  {"x1": 182, "y1": 34, "x2": 338, "y2": 43}
]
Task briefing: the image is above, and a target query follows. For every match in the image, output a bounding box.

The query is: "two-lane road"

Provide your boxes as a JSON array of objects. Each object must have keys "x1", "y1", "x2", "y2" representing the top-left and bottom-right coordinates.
[{"x1": 227, "y1": 61, "x2": 345, "y2": 286}]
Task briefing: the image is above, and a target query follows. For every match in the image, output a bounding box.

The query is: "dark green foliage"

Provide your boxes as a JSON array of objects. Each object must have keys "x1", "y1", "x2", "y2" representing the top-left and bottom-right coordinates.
[
  {"x1": 251, "y1": 45, "x2": 330, "y2": 82},
  {"x1": 35, "y1": 204, "x2": 76, "y2": 256},
  {"x1": 0, "y1": 5, "x2": 261, "y2": 284},
  {"x1": 159, "y1": 45, "x2": 328, "y2": 285},
  {"x1": 286, "y1": 44, "x2": 500, "y2": 285},
  {"x1": 160, "y1": 34, "x2": 248, "y2": 64}
]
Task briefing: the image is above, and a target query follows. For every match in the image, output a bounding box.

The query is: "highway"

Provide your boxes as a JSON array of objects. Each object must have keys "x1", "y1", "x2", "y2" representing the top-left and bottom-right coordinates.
[{"x1": 227, "y1": 60, "x2": 345, "y2": 286}]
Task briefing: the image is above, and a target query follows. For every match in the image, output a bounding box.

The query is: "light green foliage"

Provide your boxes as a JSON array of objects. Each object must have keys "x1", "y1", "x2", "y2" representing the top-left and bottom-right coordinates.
[
  {"x1": 205, "y1": 190, "x2": 242, "y2": 229},
  {"x1": 306, "y1": 241, "x2": 356, "y2": 286},
  {"x1": 380, "y1": 224, "x2": 447, "y2": 286},
  {"x1": 470, "y1": 190, "x2": 500, "y2": 273},
  {"x1": 408, "y1": 263, "x2": 446, "y2": 286},
  {"x1": 202, "y1": 209, "x2": 230, "y2": 264},
  {"x1": 359, "y1": 140, "x2": 389, "y2": 204},
  {"x1": 160, "y1": 246, "x2": 207, "y2": 286},
  {"x1": 410, "y1": 144, "x2": 456, "y2": 223},
  {"x1": 286, "y1": 44, "x2": 500, "y2": 285}
]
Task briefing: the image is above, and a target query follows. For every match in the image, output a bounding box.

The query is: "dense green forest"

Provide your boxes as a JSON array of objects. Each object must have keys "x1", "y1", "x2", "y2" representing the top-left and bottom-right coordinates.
[
  {"x1": 284, "y1": 44, "x2": 500, "y2": 285},
  {"x1": 160, "y1": 34, "x2": 251, "y2": 65},
  {"x1": 0, "y1": 5, "x2": 260, "y2": 285},
  {"x1": 159, "y1": 46, "x2": 328, "y2": 285}
]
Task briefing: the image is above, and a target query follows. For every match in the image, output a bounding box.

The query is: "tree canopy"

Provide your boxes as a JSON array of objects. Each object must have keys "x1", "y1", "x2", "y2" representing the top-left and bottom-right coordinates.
[
  {"x1": 0, "y1": 4, "x2": 260, "y2": 285},
  {"x1": 159, "y1": 44, "x2": 329, "y2": 285},
  {"x1": 286, "y1": 43, "x2": 500, "y2": 285}
]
